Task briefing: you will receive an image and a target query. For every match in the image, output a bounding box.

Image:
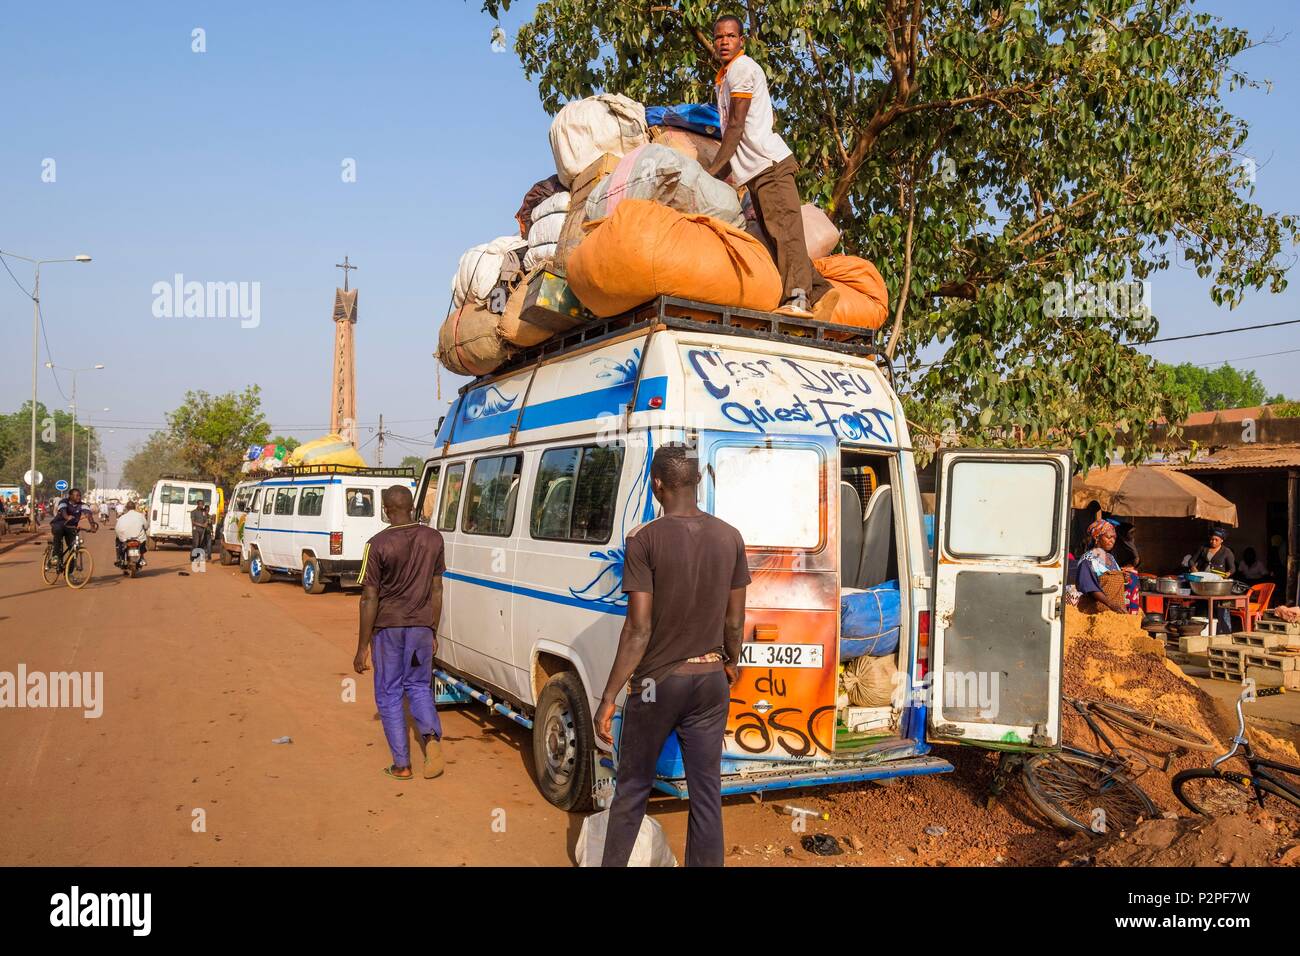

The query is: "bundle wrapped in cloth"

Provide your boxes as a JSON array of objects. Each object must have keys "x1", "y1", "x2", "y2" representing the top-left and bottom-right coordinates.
[
  {"x1": 549, "y1": 93, "x2": 649, "y2": 187},
  {"x1": 524, "y1": 191, "x2": 570, "y2": 270},
  {"x1": 566, "y1": 199, "x2": 782, "y2": 318},
  {"x1": 649, "y1": 126, "x2": 722, "y2": 170},
  {"x1": 286, "y1": 434, "x2": 368, "y2": 469},
  {"x1": 585, "y1": 143, "x2": 743, "y2": 227},
  {"x1": 814, "y1": 255, "x2": 890, "y2": 333},
  {"x1": 451, "y1": 236, "x2": 528, "y2": 309}
]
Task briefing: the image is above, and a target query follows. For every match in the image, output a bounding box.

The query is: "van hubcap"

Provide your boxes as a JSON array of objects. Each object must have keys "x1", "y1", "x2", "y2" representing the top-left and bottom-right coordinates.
[
  {"x1": 251, "y1": 557, "x2": 261, "y2": 576},
  {"x1": 303, "y1": 566, "x2": 313, "y2": 588},
  {"x1": 541, "y1": 702, "x2": 577, "y2": 786}
]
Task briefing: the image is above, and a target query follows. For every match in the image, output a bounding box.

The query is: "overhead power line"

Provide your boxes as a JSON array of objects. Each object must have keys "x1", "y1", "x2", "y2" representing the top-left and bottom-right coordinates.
[{"x1": 1146, "y1": 317, "x2": 1300, "y2": 344}]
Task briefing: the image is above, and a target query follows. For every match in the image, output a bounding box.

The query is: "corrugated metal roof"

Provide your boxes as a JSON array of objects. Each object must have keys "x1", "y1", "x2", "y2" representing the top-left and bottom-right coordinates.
[{"x1": 1170, "y1": 444, "x2": 1300, "y2": 471}]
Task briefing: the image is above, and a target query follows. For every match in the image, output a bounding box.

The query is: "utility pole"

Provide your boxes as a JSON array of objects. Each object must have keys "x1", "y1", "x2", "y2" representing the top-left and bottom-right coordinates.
[{"x1": 377, "y1": 414, "x2": 385, "y2": 466}]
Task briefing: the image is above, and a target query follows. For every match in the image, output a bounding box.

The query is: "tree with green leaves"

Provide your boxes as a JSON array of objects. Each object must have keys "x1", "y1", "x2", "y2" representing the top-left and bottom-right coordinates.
[
  {"x1": 0, "y1": 402, "x2": 101, "y2": 496},
  {"x1": 269, "y1": 435, "x2": 301, "y2": 453},
  {"x1": 1160, "y1": 361, "x2": 1284, "y2": 414},
  {"x1": 483, "y1": 0, "x2": 1298, "y2": 468},
  {"x1": 166, "y1": 386, "x2": 271, "y2": 491},
  {"x1": 121, "y1": 429, "x2": 188, "y2": 494},
  {"x1": 399, "y1": 455, "x2": 425, "y2": 474}
]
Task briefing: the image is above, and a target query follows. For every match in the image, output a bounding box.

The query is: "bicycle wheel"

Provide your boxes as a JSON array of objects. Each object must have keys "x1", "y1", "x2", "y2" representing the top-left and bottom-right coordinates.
[
  {"x1": 1023, "y1": 750, "x2": 1158, "y2": 835},
  {"x1": 65, "y1": 547, "x2": 93, "y2": 589},
  {"x1": 1084, "y1": 699, "x2": 1217, "y2": 753},
  {"x1": 1173, "y1": 768, "x2": 1298, "y2": 816},
  {"x1": 41, "y1": 545, "x2": 61, "y2": 585}
]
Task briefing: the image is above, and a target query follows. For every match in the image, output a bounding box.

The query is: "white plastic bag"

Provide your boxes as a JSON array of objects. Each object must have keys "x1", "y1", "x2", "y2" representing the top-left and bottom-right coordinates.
[
  {"x1": 549, "y1": 93, "x2": 649, "y2": 187},
  {"x1": 586, "y1": 144, "x2": 743, "y2": 227},
  {"x1": 451, "y1": 236, "x2": 529, "y2": 308},
  {"x1": 575, "y1": 809, "x2": 678, "y2": 867},
  {"x1": 524, "y1": 192, "x2": 570, "y2": 270}
]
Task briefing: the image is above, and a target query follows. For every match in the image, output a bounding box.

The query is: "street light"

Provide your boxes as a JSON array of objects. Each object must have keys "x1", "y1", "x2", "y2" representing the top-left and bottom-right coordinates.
[
  {"x1": 0, "y1": 249, "x2": 92, "y2": 529},
  {"x1": 85, "y1": 407, "x2": 110, "y2": 491},
  {"x1": 46, "y1": 361, "x2": 105, "y2": 492}
]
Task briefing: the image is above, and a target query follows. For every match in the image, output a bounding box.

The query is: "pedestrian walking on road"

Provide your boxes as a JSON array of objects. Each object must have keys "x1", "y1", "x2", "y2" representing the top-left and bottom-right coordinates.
[
  {"x1": 353, "y1": 485, "x2": 447, "y2": 781},
  {"x1": 595, "y1": 445, "x2": 750, "y2": 867},
  {"x1": 190, "y1": 500, "x2": 212, "y2": 556}
]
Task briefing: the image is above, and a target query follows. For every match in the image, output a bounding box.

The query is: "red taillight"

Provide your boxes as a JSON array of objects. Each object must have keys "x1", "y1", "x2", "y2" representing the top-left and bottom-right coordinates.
[
  {"x1": 648, "y1": 396, "x2": 664, "y2": 409},
  {"x1": 330, "y1": 531, "x2": 343, "y2": 555},
  {"x1": 917, "y1": 610, "x2": 931, "y2": 680}
]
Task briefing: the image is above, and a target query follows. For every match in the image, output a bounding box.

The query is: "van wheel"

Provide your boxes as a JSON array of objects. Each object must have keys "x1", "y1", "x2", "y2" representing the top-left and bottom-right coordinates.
[
  {"x1": 248, "y1": 549, "x2": 271, "y2": 585},
  {"x1": 239, "y1": 550, "x2": 250, "y2": 573},
  {"x1": 302, "y1": 556, "x2": 327, "y2": 594},
  {"x1": 532, "y1": 671, "x2": 595, "y2": 812},
  {"x1": 219, "y1": 546, "x2": 236, "y2": 566}
]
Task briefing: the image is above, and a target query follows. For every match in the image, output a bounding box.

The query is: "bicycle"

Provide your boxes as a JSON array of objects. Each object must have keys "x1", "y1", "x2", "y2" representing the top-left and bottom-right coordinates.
[
  {"x1": 989, "y1": 696, "x2": 1214, "y2": 835},
  {"x1": 1172, "y1": 685, "x2": 1300, "y2": 816},
  {"x1": 41, "y1": 531, "x2": 94, "y2": 589}
]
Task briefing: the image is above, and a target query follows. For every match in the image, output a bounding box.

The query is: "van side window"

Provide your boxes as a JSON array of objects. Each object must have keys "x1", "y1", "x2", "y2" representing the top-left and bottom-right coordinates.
[
  {"x1": 249, "y1": 488, "x2": 262, "y2": 512},
  {"x1": 187, "y1": 488, "x2": 212, "y2": 507},
  {"x1": 298, "y1": 487, "x2": 325, "y2": 517},
  {"x1": 274, "y1": 488, "x2": 297, "y2": 516},
  {"x1": 262, "y1": 488, "x2": 275, "y2": 514},
  {"x1": 531, "y1": 445, "x2": 623, "y2": 543},
  {"x1": 417, "y1": 465, "x2": 441, "y2": 526},
  {"x1": 438, "y1": 465, "x2": 466, "y2": 532},
  {"x1": 162, "y1": 484, "x2": 184, "y2": 505},
  {"x1": 346, "y1": 489, "x2": 374, "y2": 518},
  {"x1": 233, "y1": 489, "x2": 252, "y2": 513},
  {"x1": 464, "y1": 455, "x2": 522, "y2": 537}
]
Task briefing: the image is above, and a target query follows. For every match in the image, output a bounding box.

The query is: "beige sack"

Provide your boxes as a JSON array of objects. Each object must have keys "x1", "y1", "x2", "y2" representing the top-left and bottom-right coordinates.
[
  {"x1": 841, "y1": 654, "x2": 898, "y2": 708},
  {"x1": 802, "y1": 204, "x2": 840, "y2": 259},
  {"x1": 437, "y1": 299, "x2": 513, "y2": 377}
]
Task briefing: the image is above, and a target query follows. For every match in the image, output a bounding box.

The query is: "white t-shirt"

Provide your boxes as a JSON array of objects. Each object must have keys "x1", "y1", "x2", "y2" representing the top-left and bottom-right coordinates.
[
  {"x1": 115, "y1": 510, "x2": 148, "y2": 543},
  {"x1": 715, "y1": 53, "x2": 793, "y2": 185}
]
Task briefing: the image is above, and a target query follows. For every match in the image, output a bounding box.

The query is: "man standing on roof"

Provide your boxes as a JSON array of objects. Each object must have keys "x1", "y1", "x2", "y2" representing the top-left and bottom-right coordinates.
[{"x1": 707, "y1": 13, "x2": 839, "y2": 322}]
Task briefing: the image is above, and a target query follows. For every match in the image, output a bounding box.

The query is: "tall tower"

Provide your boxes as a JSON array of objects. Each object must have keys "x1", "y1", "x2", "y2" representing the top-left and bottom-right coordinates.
[{"x1": 331, "y1": 256, "x2": 358, "y2": 446}]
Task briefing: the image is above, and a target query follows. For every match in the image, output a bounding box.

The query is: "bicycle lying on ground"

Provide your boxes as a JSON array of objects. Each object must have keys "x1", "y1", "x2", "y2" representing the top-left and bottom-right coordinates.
[
  {"x1": 42, "y1": 532, "x2": 93, "y2": 589},
  {"x1": 989, "y1": 696, "x2": 1216, "y2": 835},
  {"x1": 1172, "y1": 685, "x2": 1300, "y2": 815}
]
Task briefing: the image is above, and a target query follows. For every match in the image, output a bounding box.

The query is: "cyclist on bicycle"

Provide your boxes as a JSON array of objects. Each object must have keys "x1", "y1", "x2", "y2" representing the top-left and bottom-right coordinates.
[{"x1": 50, "y1": 488, "x2": 98, "y2": 569}]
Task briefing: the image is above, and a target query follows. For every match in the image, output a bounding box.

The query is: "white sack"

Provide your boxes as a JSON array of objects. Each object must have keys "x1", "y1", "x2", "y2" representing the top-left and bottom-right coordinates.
[
  {"x1": 451, "y1": 235, "x2": 528, "y2": 308},
  {"x1": 575, "y1": 809, "x2": 678, "y2": 867},
  {"x1": 550, "y1": 94, "x2": 649, "y2": 187}
]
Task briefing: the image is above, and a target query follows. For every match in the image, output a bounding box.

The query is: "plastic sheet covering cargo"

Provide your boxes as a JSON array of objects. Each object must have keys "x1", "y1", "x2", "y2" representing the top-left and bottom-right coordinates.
[
  {"x1": 840, "y1": 580, "x2": 900, "y2": 658},
  {"x1": 586, "y1": 143, "x2": 743, "y2": 226}
]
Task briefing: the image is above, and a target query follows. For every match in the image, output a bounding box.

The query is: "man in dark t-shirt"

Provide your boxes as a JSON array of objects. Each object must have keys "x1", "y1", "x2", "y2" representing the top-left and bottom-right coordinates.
[
  {"x1": 353, "y1": 485, "x2": 447, "y2": 781},
  {"x1": 596, "y1": 445, "x2": 750, "y2": 867}
]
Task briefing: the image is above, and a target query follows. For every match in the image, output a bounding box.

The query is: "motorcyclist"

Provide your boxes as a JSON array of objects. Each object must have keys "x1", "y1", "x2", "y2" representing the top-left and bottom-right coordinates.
[
  {"x1": 50, "y1": 488, "x2": 99, "y2": 570},
  {"x1": 114, "y1": 499, "x2": 149, "y2": 568}
]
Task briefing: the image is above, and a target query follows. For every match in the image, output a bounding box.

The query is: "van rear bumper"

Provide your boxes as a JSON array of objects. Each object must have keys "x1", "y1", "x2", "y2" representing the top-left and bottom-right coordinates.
[
  {"x1": 319, "y1": 559, "x2": 362, "y2": 576},
  {"x1": 652, "y1": 753, "x2": 954, "y2": 799}
]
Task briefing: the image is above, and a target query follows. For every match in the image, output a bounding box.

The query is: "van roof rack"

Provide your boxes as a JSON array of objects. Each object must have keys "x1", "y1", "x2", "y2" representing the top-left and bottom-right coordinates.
[
  {"x1": 157, "y1": 474, "x2": 217, "y2": 483},
  {"x1": 487, "y1": 295, "x2": 886, "y2": 382},
  {"x1": 272, "y1": 464, "x2": 415, "y2": 478}
]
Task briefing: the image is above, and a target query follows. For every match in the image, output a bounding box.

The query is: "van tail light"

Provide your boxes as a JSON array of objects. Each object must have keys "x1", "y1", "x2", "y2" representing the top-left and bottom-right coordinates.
[
  {"x1": 917, "y1": 610, "x2": 931, "y2": 681},
  {"x1": 330, "y1": 532, "x2": 343, "y2": 555}
]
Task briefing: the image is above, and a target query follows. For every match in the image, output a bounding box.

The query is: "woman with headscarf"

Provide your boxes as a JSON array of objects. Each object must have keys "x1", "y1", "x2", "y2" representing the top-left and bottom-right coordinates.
[
  {"x1": 1076, "y1": 519, "x2": 1128, "y2": 614},
  {"x1": 1192, "y1": 527, "x2": 1236, "y2": 633}
]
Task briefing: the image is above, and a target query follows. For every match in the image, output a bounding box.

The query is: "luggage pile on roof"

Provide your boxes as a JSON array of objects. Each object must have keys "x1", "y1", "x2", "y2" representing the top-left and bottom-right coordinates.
[{"x1": 437, "y1": 94, "x2": 889, "y2": 378}]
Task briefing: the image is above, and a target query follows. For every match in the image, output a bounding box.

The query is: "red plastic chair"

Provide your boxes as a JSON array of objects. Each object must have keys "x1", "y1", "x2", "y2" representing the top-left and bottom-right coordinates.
[{"x1": 1230, "y1": 582, "x2": 1275, "y2": 633}]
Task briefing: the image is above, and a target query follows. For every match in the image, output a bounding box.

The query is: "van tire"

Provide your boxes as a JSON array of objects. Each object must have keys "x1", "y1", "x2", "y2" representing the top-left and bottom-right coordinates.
[
  {"x1": 238, "y1": 550, "x2": 250, "y2": 573},
  {"x1": 302, "y1": 556, "x2": 327, "y2": 594},
  {"x1": 532, "y1": 671, "x2": 595, "y2": 812},
  {"x1": 248, "y1": 549, "x2": 271, "y2": 585},
  {"x1": 219, "y1": 546, "x2": 236, "y2": 566}
]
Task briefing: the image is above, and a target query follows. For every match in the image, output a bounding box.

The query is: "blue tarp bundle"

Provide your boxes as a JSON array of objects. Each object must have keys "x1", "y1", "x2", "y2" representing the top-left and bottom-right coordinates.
[
  {"x1": 644, "y1": 103, "x2": 722, "y2": 138},
  {"x1": 840, "y1": 580, "x2": 901, "y2": 659}
]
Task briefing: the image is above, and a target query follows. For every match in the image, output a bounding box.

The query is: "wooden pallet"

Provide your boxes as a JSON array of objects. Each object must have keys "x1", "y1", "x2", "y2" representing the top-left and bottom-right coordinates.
[{"x1": 1256, "y1": 617, "x2": 1300, "y2": 637}]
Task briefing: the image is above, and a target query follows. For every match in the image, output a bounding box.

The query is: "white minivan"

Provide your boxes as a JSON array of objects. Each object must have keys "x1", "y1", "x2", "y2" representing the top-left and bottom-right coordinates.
[
  {"x1": 239, "y1": 465, "x2": 417, "y2": 593},
  {"x1": 147, "y1": 476, "x2": 219, "y2": 549},
  {"x1": 417, "y1": 301, "x2": 1071, "y2": 811},
  {"x1": 219, "y1": 480, "x2": 258, "y2": 568}
]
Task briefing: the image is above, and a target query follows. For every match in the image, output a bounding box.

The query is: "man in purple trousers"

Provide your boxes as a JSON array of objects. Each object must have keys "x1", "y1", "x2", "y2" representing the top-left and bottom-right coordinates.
[{"x1": 353, "y1": 485, "x2": 446, "y2": 781}]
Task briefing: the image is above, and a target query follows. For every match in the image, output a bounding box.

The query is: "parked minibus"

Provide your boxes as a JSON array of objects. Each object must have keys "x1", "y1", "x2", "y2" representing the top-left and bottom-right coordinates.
[
  {"x1": 147, "y1": 476, "x2": 220, "y2": 550},
  {"x1": 239, "y1": 465, "x2": 416, "y2": 592},
  {"x1": 418, "y1": 302, "x2": 1070, "y2": 811}
]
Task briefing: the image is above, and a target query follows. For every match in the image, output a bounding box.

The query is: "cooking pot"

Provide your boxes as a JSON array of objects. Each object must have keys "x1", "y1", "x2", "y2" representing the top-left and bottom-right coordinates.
[
  {"x1": 1190, "y1": 579, "x2": 1235, "y2": 597},
  {"x1": 1175, "y1": 622, "x2": 1207, "y2": 637},
  {"x1": 1158, "y1": 576, "x2": 1181, "y2": 595}
]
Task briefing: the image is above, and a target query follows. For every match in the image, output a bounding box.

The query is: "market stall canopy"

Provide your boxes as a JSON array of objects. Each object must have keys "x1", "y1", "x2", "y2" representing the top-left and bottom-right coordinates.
[{"x1": 1071, "y1": 465, "x2": 1238, "y2": 525}]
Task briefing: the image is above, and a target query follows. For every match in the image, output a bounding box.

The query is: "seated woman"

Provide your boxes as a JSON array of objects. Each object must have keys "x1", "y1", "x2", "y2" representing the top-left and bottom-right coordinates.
[
  {"x1": 1238, "y1": 546, "x2": 1269, "y2": 583},
  {"x1": 1076, "y1": 519, "x2": 1128, "y2": 614}
]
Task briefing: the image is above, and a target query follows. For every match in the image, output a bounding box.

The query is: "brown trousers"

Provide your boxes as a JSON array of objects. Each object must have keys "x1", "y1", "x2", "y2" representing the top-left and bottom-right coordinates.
[{"x1": 746, "y1": 156, "x2": 833, "y2": 306}]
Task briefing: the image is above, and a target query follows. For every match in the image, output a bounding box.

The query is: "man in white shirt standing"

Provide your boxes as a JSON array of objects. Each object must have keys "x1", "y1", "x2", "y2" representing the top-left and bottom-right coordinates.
[
  {"x1": 707, "y1": 14, "x2": 838, "y2": 321},
  {"x1": 114, "y1": 499, "x2": 149, "y2": 568}
]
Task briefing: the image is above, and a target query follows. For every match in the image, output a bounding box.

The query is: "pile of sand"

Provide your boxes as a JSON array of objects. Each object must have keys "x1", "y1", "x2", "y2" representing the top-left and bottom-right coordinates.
[{"x1": 1062, "y1": 809, "x2": 1300, "y2": 867}]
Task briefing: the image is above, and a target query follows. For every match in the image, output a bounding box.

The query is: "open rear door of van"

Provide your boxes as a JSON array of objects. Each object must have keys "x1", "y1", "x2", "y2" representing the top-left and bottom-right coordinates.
[{"x1": 927, "y1": 449, "x2": 1071, "y2": 749}]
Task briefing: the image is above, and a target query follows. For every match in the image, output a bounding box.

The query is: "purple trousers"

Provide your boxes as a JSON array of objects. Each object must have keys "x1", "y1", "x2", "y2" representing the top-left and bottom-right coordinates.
[{"x1": 372, "y1": 626, "x2": 442, "y2": 767}]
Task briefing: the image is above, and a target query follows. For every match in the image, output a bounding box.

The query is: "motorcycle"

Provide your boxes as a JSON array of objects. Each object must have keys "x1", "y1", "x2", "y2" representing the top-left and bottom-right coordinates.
[{"x1": 120, "y1": 537, "x2": 145, "y2": 577}]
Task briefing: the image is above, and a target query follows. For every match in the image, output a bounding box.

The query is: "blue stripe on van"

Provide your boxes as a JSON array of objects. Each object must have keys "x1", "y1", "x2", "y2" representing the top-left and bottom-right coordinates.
[
  {"x1": 443, "y1": 570, "x2": 628, "y2": 617},
  {"x1": 451, "y1": 376, "x2": 670, "y2": 446}
]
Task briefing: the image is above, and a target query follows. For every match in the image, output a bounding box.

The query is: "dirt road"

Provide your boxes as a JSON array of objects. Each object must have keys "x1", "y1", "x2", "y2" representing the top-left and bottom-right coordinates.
[{"x1": 3, "y1": 528, "x2": 1292, "y2": 867}]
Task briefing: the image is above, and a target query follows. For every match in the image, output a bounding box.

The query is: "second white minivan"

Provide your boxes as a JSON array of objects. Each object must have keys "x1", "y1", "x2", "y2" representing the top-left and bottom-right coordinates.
[{"x1": 147, "y1": 476, "x2": 219, "y2": 550}]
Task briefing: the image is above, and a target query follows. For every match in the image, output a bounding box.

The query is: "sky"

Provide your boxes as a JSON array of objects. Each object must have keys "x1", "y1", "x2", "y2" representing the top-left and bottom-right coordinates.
[{"x1": 2, "y1": 1, "x2": 1297, "y2": 487}]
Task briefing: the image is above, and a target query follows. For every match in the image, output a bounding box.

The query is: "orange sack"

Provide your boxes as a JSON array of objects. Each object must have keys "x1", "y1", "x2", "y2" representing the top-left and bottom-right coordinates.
[
  {"x1": 814, "y1": 255, "x2": 890, "y2": 332},
  {"x1": 567, "y1": 198, "x2": 782, "y2": 317}
]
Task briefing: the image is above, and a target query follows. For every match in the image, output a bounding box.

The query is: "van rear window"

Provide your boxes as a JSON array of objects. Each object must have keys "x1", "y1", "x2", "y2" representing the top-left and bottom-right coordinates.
[
  {"x1": 162, "y1": 484, "x2": 185, "y2": 505},
  {"x1": 187, "y1": 488, "x2": 212, "y2": 507},
  {"x1": 346, "y1": 488, "x2": 374, "y2": 518},
  {"x1": 713, "y1": 445, "x2": 822, "y2": 549}
]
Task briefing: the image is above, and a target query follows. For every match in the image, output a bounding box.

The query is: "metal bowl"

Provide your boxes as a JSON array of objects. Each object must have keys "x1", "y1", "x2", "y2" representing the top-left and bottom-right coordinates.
[
  {"x1": 1190, "y1": 579, "x2": 1234, "y2": 597},
  {"x1": 1158, "y1": 576, "x2": 1182, "y2": 595}
]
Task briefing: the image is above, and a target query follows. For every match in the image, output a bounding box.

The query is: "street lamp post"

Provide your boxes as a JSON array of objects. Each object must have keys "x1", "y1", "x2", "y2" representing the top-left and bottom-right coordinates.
[
  {"x1": 84, "y1": 408, "x2": 109, "y2": 491},
  {"x1": 0, "y1": 250, "x2": 92, "y2": 529},
  {"x1": 48, "y1": 362, "x2": 105, "y2": 492}
]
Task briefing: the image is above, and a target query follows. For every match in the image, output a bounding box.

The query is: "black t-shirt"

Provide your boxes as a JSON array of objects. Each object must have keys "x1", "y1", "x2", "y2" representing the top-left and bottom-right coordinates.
[
  {"x1": 359, "y1": 523, "x2": 447, "y2": 630},
  {"x1": 622, "y1": 512, "x2": 751, "y2": 685},
  {"x1": 1193, "y1": 545, "x2": 1235, "y2": 576},
  {"x1": 52, "y1": 502, "x2": 92, "y2": 530}
]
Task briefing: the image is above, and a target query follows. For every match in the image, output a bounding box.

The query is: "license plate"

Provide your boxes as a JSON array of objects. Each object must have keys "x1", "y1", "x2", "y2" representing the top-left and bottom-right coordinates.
[
  {"x1": 128, "y1": 549, "x2": 140, "y2": 557},
  {"x1": 738, "y1": 642, "x2": 823, "y2": 669}
]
